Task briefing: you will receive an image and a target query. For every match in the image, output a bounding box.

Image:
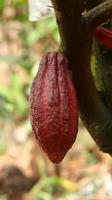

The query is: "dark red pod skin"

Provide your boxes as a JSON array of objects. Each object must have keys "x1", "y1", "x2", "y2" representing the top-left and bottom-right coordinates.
[
  {"x1": 30, "y1": 52, "x2": 78, "y2": 163},
  {"x1": 95, "y1": 26, "x2": 112, "y2": 49}
]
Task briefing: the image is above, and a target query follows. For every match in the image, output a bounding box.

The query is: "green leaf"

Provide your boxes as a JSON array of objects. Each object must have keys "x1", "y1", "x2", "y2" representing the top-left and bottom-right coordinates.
[{"x1": 0, "y1": 0, "x2": 4, "y2": 14}]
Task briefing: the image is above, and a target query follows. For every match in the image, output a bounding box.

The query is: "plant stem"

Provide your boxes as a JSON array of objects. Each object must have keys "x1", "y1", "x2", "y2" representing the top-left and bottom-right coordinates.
[{"x1": 55, "y1": 165, "x2": 61, "y2": 177}]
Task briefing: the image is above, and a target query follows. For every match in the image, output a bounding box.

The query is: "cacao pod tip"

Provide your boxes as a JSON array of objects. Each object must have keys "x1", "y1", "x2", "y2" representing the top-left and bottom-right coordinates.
[{"x1": 48, "y1": 153, "x2": 65, "y2": 164}]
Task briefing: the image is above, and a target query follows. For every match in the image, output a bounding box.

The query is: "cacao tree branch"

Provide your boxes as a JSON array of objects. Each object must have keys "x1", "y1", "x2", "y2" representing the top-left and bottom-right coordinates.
[
  {"x1": 86, "y1": 0, "x2": 105, "y2": 9},
  {"x1": 85, "y1": 0, "x2": 112, "y2": 32},
  {"x1": 51, "y1": 0, "x2": 84, "y2": 53}
]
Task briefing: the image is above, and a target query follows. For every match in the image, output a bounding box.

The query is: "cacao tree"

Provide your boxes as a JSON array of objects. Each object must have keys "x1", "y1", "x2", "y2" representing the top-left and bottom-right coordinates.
[{"x1": 49, "y1": 0, "x2": 112, "y2": 155}]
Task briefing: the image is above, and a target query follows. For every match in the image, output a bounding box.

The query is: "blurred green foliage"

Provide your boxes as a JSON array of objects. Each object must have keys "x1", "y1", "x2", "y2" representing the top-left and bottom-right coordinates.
[
  {"x1": 0, "y1": 0, "x2": 59, "y2": 122},
  {"x1": 0, "y1": 0, "x2": 4, "y2": 14},
  {"x1": 33, "y1": 176, "x2": 77, "y2": 200}
]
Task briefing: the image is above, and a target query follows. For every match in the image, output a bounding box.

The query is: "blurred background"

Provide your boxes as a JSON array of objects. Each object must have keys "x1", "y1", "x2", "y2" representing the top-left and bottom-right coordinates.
[{"x1": 0, "y1": 0, "x2": 112, "y2": 200}]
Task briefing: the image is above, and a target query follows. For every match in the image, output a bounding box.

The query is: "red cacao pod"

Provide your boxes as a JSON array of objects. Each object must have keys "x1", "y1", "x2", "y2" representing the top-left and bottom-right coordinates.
[
  {"x1": 95, "y1": 26, "x2": 112, "y2": 49},
  {"x1": 30, "y1": 52, "x2": 78, "y2": 163}
]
